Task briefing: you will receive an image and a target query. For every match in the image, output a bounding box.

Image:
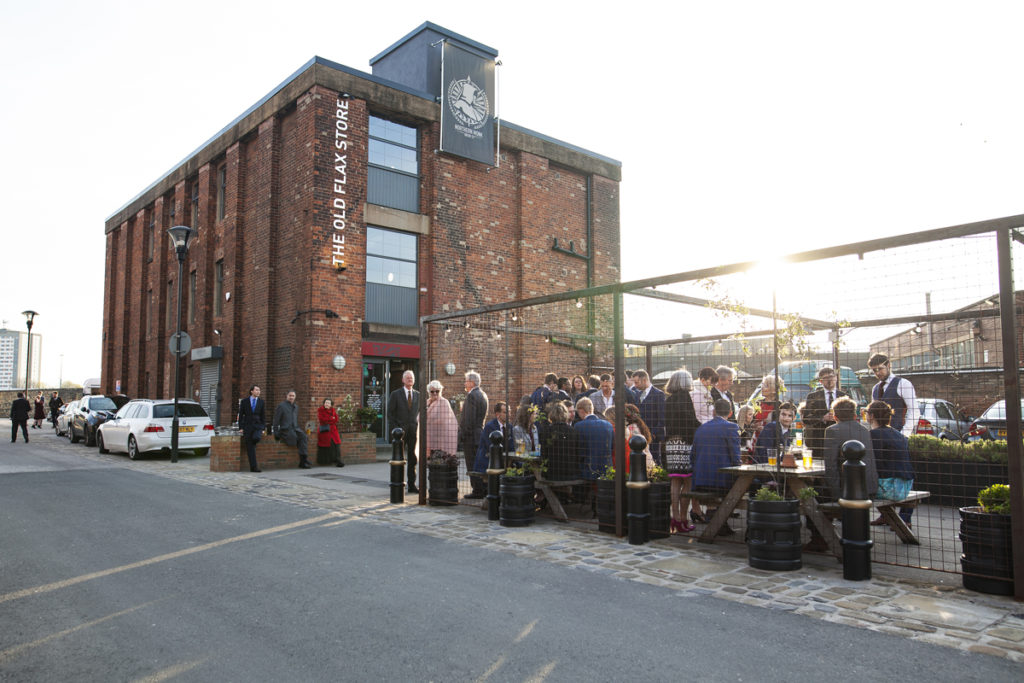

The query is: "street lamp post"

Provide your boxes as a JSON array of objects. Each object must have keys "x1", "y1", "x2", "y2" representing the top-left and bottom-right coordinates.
[
  {"x1": 167, "y1": 225, "x2": 194, "y2": 463},
  {"x1": 22, "y1": 310, "x2": 38, "y2": 394}
]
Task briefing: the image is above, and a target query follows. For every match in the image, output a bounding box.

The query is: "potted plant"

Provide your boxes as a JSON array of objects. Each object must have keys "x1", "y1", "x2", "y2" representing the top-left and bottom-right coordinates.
[
  {"x1": 596, "y1": 465, "x2": 617, "y2": 533},
  {"x1": 647, "y1": 465, "x2": 671, "y2": 539},
  {"x1": 499, "y1": 463, "x2": 536, "y2": 527},
  {"x1": 335, "y1": 395, "x2": 377, "y2": 465},
  {"x1": 959, "y1": 483, "x2": 1014, "y2": 595},
  {"x1": 426, "y1": 449, "x2": 459, "y2": 506},
  {"x1": 747, "y1": 481, "x2": 803, "y2": 571}
]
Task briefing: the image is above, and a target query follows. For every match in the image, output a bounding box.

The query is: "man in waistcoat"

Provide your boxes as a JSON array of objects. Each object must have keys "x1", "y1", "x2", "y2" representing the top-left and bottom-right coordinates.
[{"x1": 868, "y1": 353, "x2": 918, "y2": 436}]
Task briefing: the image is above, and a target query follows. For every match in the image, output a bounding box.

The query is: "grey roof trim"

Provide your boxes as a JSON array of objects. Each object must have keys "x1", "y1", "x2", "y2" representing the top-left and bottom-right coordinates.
[
  {"x1": 500, "y1": 120, "x2": 622, "y2": 169},
  {"x1": 369, "y1": 21, "x2": 498, "y2": 64}
]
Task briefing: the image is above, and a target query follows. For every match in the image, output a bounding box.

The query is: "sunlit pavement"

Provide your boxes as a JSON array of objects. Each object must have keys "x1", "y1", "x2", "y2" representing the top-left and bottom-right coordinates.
[{"x1": 3, "y1": 419, "x2": 1023, "y2": 662}]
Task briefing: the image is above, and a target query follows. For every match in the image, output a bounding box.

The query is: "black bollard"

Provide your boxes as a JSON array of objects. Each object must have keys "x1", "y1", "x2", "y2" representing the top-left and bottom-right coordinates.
[
  {"x1": 626, "y1": 434, "x2": 650, "y2": 545},
  {"x1": 389, "y1": 427, "x2": 405, "y2": 504},
  {"x1": 839, "y1": 439, "x2": 873, "y2": 580},
  {"x1": 486, "y1": 430, "x2": 505, "y2": 520}
]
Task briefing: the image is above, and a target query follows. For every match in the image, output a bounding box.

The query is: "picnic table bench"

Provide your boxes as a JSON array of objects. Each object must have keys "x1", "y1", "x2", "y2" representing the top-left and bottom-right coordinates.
[{"x1": 820, "y1": 490, "x2": 931, "y2": 545}]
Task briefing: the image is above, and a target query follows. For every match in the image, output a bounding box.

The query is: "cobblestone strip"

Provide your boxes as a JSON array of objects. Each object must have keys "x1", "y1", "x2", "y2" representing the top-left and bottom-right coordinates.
[{"x1": 72, "y1": 451, "x2": 1024, "y2": 662}]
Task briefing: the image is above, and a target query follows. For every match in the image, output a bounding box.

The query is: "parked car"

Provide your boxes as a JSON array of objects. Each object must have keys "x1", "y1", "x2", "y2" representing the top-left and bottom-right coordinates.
[
  {"x1": 965, "y1": 399, "x2": 1024, "y2": 441},
  {"x1": 913, "y1": 398, "x2": 971, "y2": 440},
  {"x1": 70, "y1": 395, "x2": 120, "y2": 446},
  {"x1": 55, "y1": 401, "x2": 78, "y2": 437},
  {"x1": 97, "y1": 399, "x2": 214, "y2": 459}
]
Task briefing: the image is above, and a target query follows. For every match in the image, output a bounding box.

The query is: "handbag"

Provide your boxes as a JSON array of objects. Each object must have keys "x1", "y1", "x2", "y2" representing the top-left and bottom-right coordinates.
[
  {"x1": 662, "y1": 437, "x2": 693, "y2": 475},
  {"x1": 877, "y1": 477, "x2": 912, "y2": 501}
]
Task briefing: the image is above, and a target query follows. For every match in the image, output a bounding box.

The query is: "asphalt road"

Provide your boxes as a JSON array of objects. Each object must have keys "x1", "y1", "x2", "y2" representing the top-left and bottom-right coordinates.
[{"x1": 1, "y1": 434, "x2": 1019, "y2": 682}]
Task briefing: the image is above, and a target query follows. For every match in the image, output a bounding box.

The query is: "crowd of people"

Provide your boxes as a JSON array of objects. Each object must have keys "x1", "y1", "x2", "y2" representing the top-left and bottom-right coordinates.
[{"x1": 417, "y1": 353, "x2": 917, "y2": 543}]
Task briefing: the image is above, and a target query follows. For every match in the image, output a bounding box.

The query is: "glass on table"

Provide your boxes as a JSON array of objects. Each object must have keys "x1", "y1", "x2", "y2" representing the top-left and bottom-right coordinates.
[
  {"x1": 767, "y1": 449, "x2": 777, "y2": 467},
  {"x1": 802, "y1": 452, "x2": 813, "y2": 469}
]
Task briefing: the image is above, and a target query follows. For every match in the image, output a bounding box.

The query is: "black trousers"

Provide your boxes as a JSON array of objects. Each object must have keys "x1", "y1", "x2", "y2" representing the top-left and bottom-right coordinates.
[
  {"x1": 11, "y1": 419, "x2": 28, "y2": 442},
  {"x1": 402, "y1": 425, "x2": 417, "y2": 486},
  {"x1": 243, "y1": 427, "x2": 262, "y2": 471}
]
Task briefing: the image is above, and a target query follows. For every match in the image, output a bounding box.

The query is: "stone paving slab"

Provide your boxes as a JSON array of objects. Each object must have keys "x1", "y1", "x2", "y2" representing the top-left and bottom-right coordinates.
[{"x1": 20, "y1": 437, "x2": 1024, "y2": 663}]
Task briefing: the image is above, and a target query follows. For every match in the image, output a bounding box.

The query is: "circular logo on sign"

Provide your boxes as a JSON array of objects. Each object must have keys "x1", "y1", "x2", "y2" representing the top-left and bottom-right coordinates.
[{"x1": 446, "y1": 75, "x2": 489, "y2": 128}]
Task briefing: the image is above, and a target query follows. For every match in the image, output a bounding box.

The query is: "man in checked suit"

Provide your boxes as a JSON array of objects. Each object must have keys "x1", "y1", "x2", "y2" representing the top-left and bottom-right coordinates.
[
  {"x1": 387, "y1": 370, "x2": 420, "y2": 493},
  {"x1": 237, "y1": 385, "x2": 266, "y2": 472},
  {"x1": 802, "y1": 366, "x2": 849, "y2": 459}
]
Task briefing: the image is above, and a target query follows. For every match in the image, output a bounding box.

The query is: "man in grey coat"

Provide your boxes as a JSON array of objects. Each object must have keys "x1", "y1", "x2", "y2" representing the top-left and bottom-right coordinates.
[
  {"x1": 822, "y1": 396, "x2": 878, "y2": 500},
  {"x1": 273, "y1": 390, "x2": 311, "y2": 469},
  {"x1": 459, "y1": 371, "x2": 489, "y2": 498}
]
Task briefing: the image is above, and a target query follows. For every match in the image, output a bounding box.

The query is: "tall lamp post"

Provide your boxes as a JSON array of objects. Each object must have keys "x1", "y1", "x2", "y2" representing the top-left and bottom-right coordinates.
[
  {"x1": 167, "y1": 225, "x2": 194, "y2": 463},
  {"x1": 22, "y1": 310, "x2": 38, "y2": 394}
]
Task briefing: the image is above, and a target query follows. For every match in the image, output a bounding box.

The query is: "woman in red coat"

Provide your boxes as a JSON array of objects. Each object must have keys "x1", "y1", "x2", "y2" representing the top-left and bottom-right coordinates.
[{"x1": 317, "y1": 398, "x2": 343, "y2": 467}]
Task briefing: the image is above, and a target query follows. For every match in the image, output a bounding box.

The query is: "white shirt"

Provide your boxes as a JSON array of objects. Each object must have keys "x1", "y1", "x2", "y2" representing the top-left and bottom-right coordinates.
[{"x1": 691, "y1": 384, "x2": 715, "y2": 424}]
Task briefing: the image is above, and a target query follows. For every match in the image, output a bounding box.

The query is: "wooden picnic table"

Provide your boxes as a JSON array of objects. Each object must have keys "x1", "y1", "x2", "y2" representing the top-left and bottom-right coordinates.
[{"x1": 699, "y1": 461, "x2": 844, "y2": 561}]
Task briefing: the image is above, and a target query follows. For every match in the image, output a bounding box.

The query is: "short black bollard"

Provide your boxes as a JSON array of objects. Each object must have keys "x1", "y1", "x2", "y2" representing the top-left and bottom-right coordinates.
[
  {"x1": 839, "y1": 439, "x2": 873, "y2": 580},
  {"x1": 486, "y1": 430, "x2": 505, "y2": 521},
  {"x1": 389, "y1": 427, "x2": 405, "y2": 504},
  {"x1": 626, "y1": 434, "x2": 650, "y2": 545}
]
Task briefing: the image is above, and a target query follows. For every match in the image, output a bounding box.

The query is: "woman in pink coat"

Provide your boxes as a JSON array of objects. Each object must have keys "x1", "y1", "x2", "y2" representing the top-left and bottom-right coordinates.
[{"x1": 425, "y1": 380, "x2": 459, "y2": 456}]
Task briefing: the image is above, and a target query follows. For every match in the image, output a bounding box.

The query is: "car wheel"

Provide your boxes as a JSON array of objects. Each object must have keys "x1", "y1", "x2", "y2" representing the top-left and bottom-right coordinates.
[
  {"x1": 194, "y1": 447, "x2": 209, "y2": 457},
  {"x1": 128, "y1": 436, "x2": 140, "y2": 460},
  {"x1": 97, "y1": 432, "x2": 109, "y2": 454},
  {"x1": 70, "y1": 424, "x2": 80, "y2": 444}
]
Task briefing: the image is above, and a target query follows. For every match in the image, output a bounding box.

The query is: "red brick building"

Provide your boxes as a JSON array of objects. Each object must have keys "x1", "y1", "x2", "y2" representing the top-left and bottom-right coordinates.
[{"x1": 102, "y1": 22, "x2": 621, "y2": 438}]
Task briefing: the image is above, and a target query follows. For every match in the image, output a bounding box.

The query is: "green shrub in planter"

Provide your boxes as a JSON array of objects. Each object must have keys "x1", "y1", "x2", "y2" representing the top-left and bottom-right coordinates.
[{"x1": 978, "y1": 483, "x2": 1011, "y2": 515}]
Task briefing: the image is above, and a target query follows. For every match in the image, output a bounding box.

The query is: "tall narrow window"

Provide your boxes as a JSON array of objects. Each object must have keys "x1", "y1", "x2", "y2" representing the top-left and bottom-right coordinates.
[
  {"x1": 216, "y1": 165, "x2": 227, "y2": 221},
  {"x1": 146, "y1": 289, "x2": 153, "y2": 337},
  {"x1": 367, "y1": 116, "x2": 418, "y2": 212},
  {"x1": 364, "y1": 226, "x2": 417, "y2": 326},
  {"x1": 188, "y1": 271, "x2": 197, "y2": 326},
  {"x1": 190, "y1": 182, "x2": 200, "y2": 229},
  {"x1": 147, "y1": 219, "x2": 155, "y2": 262},
  {"x1": 166, "y1": 280, "x2": 174, "y2": 329},
  {"x1": 213, "y1": 260, "x2": 224, "y2": 316}
]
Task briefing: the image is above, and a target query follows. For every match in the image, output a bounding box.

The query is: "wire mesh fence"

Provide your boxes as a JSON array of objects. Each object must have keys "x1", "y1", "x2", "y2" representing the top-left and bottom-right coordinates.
[{"x1": 418, "y1": 218, "x2": 1023, "y2": 593}]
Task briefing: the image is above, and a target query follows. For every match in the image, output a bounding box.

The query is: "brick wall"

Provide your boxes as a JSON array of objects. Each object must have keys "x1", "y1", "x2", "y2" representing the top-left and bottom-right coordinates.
[{"x1": 0, "y1": 388, "x2": 81, "y2": 414}]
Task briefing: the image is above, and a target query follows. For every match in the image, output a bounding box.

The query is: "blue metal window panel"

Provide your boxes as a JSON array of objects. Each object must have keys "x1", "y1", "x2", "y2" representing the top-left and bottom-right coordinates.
[
  {"x1": 365, "y1": 282, "x2": 417, "y2": 326},
  {"x1": 367, "y1": 167, "x2": 418, "y2": 213}
]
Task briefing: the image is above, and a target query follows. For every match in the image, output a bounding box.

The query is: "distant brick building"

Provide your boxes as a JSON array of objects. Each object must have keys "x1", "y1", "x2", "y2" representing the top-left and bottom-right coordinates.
[{"x1": 102, "y1": 22, "x2": 621, "y2": 438}]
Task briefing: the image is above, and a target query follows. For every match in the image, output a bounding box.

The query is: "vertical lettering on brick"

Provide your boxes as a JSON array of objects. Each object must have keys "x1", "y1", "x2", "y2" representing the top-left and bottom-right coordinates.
[{"x1": 331, "y1": 97, "x2": 352, "y2": 270}]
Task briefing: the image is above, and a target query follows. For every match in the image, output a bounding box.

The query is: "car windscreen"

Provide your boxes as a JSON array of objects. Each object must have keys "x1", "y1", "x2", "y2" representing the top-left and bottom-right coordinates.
[
  {"x1": 779, "y1": 384, "x2": 812, "y2": 406},
  {"x1": 153, "y1": 403, "x2": 209, "y2": 419},
  {"x1": 90, "y1": 398, "x2": 118, "y2": 411},
  {"x1": 980, "y1": 400, "x2": 1024, "y2": 420}
]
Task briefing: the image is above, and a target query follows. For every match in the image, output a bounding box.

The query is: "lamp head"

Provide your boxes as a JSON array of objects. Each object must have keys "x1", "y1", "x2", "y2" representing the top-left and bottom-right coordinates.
[
  {"x1": 167, "y1": 225, "x2": 194, "y2": 257},
  {"x1": 21, "y1": 310, "x2": 39, "y2": 327}
]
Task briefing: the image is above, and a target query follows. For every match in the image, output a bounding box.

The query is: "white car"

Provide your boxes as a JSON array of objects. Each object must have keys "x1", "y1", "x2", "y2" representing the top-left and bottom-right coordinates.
[
  {"x1": 97, "y1": 399, "x2": 214, "y2": 459},
  {"x1": 56, "y1": 401, "x2": 78, "y2": 437}
]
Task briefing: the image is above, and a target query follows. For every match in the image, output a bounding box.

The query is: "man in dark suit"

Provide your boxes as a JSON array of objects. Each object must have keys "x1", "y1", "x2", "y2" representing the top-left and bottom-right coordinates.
[
  {"x1": 273, "y1": 389, "x2": 311, "y2": 469},
  {"x1": 473, "y1": 401, "x2": 513, "y2": 479},
  {"x1": 709, "y1": 365, "x2": 737, "y2": 423},
  {"x1": 802, "y1": 366, "x2": 848, "y2": 458},
  {"x1": 692, "y1": 398, "x2": 741, "y2": 535},
  {"x1": 573, "y1": 397, "x2": 614, "y2": 480},
  {"x1": 823, "y1": 397, "x2": 878, "y2": 500},
  {"x1": 10, "y1": 392, "x2": 31, "y2": 443},
  {"x1": 48, "y1": 392, "x2": 64, "y2": 428},
  {"x1": 632, "y1": 370, "x2": 666, "y2": 465},
  {"x1": 237, "y1": 385, "x2": 266, "y2": 472},
  {"x1": 459, "y1": 371, "x2": 489, "y2": 498},
  {"x1": 387, "y1": 370, "x2": 420, "y2": 492},
  {"x1": 754, "y1": 402, "x2": 797, "y2": 464}
]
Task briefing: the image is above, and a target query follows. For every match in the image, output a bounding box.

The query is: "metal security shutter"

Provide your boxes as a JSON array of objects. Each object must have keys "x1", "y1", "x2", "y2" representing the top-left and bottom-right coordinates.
[{"x1": 198, "y1": 359, "x2": 221, "y2": 426}]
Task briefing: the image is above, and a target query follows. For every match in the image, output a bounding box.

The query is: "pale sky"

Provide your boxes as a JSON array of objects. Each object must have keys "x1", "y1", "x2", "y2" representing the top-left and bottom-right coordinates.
[{"x1": 2, "y1": 0, "x2": 1023, "y2": 386}]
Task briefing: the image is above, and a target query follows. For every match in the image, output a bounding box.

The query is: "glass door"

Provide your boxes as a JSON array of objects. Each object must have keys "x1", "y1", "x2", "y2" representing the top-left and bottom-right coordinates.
[{"x1": 362, "y1": 359, "x2": 419, "y2": 443}]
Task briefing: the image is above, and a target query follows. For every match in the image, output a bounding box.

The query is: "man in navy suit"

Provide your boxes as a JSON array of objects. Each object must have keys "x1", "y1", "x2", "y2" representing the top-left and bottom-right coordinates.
[
  {"x1": 692, "y1": 398, "x2": 741, "y2": 535},
  {"x1": 632, "y1": 370, "x2": 666, "y2": 465},
  {"x1": 460, "y1": 371, "x2": 489, "y2": 498},
  {"x1": 237, "y1": 385, "x2": 266, "y2": 472},
  {"x1": 573, "y1": 397, "x2": 615, "y2": 480},
  {"x1": 472, "y1": 401, "x2": 512, "y2": 480},
  {"x1": 754, "y1": 402, "x2": 797, "y2": 464}
]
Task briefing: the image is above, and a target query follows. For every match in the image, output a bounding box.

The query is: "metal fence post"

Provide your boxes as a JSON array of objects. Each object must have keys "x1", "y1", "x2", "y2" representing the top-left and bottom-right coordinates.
[
  {"x1": 389, "y1": 427, "x2": 405, "y2": 504},
  {"x1": 839, "y1": 439, "x2": 872, "y2": 581},
  {"x1": 626, "y1": 434, "x2": 650, "y2": 545}
]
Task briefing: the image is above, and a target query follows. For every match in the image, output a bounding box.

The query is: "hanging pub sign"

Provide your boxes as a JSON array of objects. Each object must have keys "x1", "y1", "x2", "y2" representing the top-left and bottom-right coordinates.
[{"x1": 440, "y1": 42, "x2": 495, "y2": 166}]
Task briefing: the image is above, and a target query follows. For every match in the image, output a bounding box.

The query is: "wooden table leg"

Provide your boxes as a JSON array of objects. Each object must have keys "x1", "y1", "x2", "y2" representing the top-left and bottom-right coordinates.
[
  {"x1": 877, "y1": 503, "x2": 919, "y2": 544},
  {"x1": 698, "y1": 474, "x2": 753, "y2": 543},
  {"x1": 539, "y1": 482, "x2": 569, "y2": 522},
  {"x1": 788, "y1": 479, "x2": 843, "y2": 561}
]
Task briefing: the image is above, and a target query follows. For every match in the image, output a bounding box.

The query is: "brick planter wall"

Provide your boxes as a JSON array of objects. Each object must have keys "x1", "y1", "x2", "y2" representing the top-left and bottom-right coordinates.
[{"x1": 210, "y1": 431, "x2": 376, "y2": 471}]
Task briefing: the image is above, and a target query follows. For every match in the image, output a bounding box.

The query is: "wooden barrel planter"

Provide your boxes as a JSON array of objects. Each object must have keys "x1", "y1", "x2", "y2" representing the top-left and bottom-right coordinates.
[
  {"x1": 597, "y1": 479, "x2": 616, "y2": 533},
  {"x1": 747, "y1": 499, "x2": 802, "y2": 571},
  {"x1": 427, "y1": 463, "x2": 459, "y2": 506},
  {"x1": 959, "y1": 506, "x2": 1014, "y2": 596},
  {"x1": 499, "y1": 474, "x2": 536, "y2": 527},
  {"x1": 648, "y1": 481, "x2": 671, "y2": 539}
]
